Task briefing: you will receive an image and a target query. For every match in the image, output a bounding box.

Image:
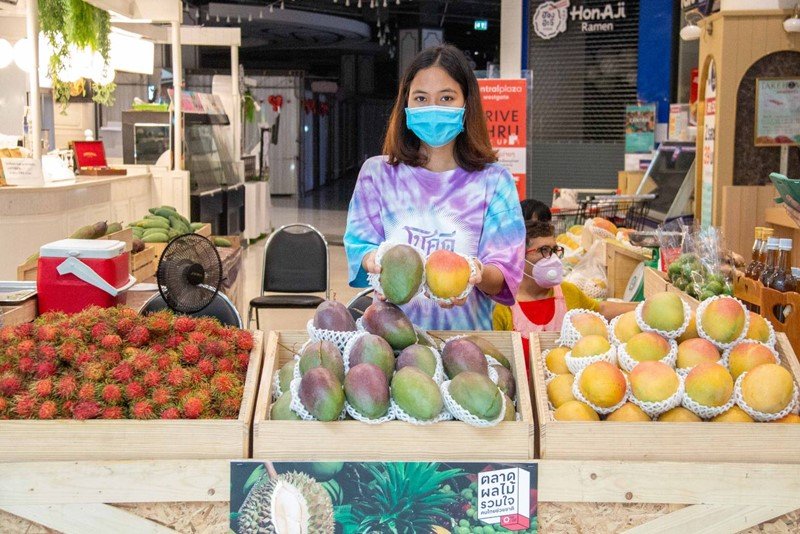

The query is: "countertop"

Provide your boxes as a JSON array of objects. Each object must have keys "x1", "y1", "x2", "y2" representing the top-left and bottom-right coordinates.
[{"x1": 0, "y1": 167, "x2": 152, "y2": 193}]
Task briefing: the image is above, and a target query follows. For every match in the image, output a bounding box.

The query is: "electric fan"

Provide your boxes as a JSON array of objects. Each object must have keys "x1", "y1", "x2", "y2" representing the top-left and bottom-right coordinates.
[{"x1": 156, "y1": 233, "x2": 223, "y2": 314}]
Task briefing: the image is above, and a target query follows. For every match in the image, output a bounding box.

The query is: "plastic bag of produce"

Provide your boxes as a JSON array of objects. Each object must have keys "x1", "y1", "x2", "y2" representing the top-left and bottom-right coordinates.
[
  {"x1": 666, "y1": 224, "x2": 733, "y2": 300},
  {"x1": 565, "y1": 241, "x2": 608, "y2": 299}
]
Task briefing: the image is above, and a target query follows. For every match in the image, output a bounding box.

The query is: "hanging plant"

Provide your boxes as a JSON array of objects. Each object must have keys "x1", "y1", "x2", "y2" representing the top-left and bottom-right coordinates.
[
  {"x1": 38, "y1": 0, "x2": 116, "y2": 111},
  {"x1": 243, "y1": 91, "x2": 256, "y2": 123}
]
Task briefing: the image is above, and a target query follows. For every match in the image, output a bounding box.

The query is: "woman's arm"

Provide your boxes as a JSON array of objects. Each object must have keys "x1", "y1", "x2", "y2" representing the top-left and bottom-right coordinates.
[{"x1": 344, "y1": 161, "x2": 385, "y2": 287}]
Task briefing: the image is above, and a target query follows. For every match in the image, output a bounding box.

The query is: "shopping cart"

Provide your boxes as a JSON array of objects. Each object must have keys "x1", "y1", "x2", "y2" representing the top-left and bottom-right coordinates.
[{"x1": 550, "y1": 189, "x2": 655, "y2": 234}]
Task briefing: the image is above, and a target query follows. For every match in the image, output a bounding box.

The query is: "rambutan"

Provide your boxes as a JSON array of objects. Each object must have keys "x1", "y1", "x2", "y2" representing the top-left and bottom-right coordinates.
[
  {"x1": 142, "y1": 370, "x2": 161, "y2": 388},
  {"x1": 235, "y1": 331, "x2": 255, "y2": 352},
  {"x1": 187, "y1": 331, "x2": 207, "y2": 345},
  {"x1": 0, "y1": 326, "x2": 16, "y2": 344},
  {"x1": 124, "y1": 381, "x2": 146, "y2": 400},
  {"x1": 0, "y1": 373, "x2": 22, "y2": 396},
  {"x1": 115, "y1": 317, "x2": 135, "y2": 336},
  {"x1": 182, "y1": 396, "x2": 204, "y2": 418},
  {"x1": 78, "y1": 383, "x2": 97, "y2": 401},
  {"x1": 216, "y1": 328, "x2": 235, "y2": 342},
  {"x1": 59, "y1": 341, "x2": 79, "y2": 363},
  {"x1": 180, "y1": 344, "x2": 201, "y2": 365},
  {"x1": 198, "y1": 359, "x2": 215, "y2": 377},
  {"x1": 0, "y1": 397, "x2": 9, "y2": 416},
  {"x1": 38, "y1": 344, "x2": 57, "y2": 361},
  {"x1": 166, "y1": 335, "x2": 184, "y2": 349},
  {"x1": 118, "y1": 306, "x2": 138, "y2": 319},
  {"x1": 63, "y1": 327, "x2": 84, "y2": 340},
  {"x1": 127, "y1": 326, "x2": 150, "y2": 347},
  {"x1": 166, "y1": 367, "x2": 187, "y2": 387},
  {"x1": 71, "y1": 401, "x2": 101, "y2": 420},
  {"x1": 17, "y1": 356, "x2": 35, "y2": 375},
  {"x1": 131, "y1": 400, "x2": 155, "y2": 419},
  {"x1": 101, "y1": 351, "x2": 122, "y2": 366},
  {"x1": 100, "y1": 334, "x2": 122, "y2": 350},
  {"x1": 101, "y1": 384, "x2": 123, "y2": 404},
  {"x1": 147, "y1": 313, "x2": 173, "y2": 336},
  {"x1": 174, "y1": 316, "x2": 197, "y2": 334},
  {"x1": 14, "y1": 323, "x2": 34, "y2": 339},
  {"x1": 17, "y1": 339, "x2": 36, "y2": 357},
  {"x1": 220, "y1": 396, "x2": 241, "y2": 417},
  {"x1": 210, "y1": 372, "x2": 239, "y2": 395},
  {"x1": 91, "y1": 323, "x2": 110, "y2": 342},
  {"x1": 55, "y1": 375, "x2": 78, "y2": 399},
  {"x1": 235, "y1": 352, "x2": 251, "y2": 370},
  {"x1": 160, "y1": 407, "x2": 181, "y2": 419},
  {"x1": 202, "y1": 340, "x2": 227, "y2": 359},
  {"x1": 189, "y1": 369, "x2": 205, "y2": 384},
  {"x1": 76, "y1": 352, "x2": 94, "y2": 366},
  {"x1": 13, "y1": 394, "x2": 36, "y2": 418},
  {"x1": 36, "y1": 325, "x2": 58, "y2": 343},
  {"x1": 151, "y1": 387, "x2": 171, "y2": 406},
  {"x1": 130, "y1": 350, "x2": 155, "y2": 372},
  {"x1": 217, "y1": 358, "x2": 234, "y2": 372},
  {"x1": 81, "y1": 362, "x2": 106, "y2": 382},
  {"x1": 38, "y1": 401, "x2": 58, "y2": 419},
  {"x1": 31, "y1": 378, "x2": 53, "y2": 398},
  {"x1": 35, "y1": 361, "x2": 57, "y2": 379},
  {"x1": 102, "y1": 406, "x2": 125, "y2": 419},
  {"x1": 111, "y1": 362, "x2": 134, "y2": 383},
  {"x1": 155, "y1": 353, "x2": 174, "y2": 369}
]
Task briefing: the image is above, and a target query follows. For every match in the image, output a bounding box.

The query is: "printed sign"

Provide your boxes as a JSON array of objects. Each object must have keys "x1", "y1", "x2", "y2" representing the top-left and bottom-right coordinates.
[
  {"x1": 533, "y1": 0, "x2": 627, "y2": 39},
  {"x1": 1, "y1": 158, "x2": 44, "y2": 187},
  {"x1": 479, "y1": 79, "x2": 528, "y2": 199},
  {"x1": 230, "y1": 461, "x2": 539, "y2": 533},
  {"x1": 625, "y1": 104, "x2": 656, "y2": 154},
  {"x1": 755, "y1": 78, "x2": 800, "y2": 146},
  {"x1": 701, "y1": 60, "x2": 717, "y2": 229}
]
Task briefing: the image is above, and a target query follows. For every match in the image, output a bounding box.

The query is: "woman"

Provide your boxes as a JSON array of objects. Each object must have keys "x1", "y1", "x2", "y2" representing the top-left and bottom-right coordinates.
[
  {"x1": 344, "y1": 45, "x2": 525, "y2": 330},
  {"x1": 494, "y1": 221, "x2": 636, "y2": 367}
]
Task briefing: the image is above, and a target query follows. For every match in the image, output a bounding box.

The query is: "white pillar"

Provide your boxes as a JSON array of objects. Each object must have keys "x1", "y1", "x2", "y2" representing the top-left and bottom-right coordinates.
[
  {"x1": 231, "y1": 45, "x2": 241, "y2": 162},
  {"x1": 26, "y1": 0, "x2": 42, "y2": 159},
  {"x1": 500, "y1": 0, "x2": 523, "y2": 78},
  {"x1": 171, "y1": 21, "x2": 183, "y2": 171}
]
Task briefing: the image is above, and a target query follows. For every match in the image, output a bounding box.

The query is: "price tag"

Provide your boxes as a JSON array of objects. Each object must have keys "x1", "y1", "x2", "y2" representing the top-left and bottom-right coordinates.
[{"x1": 1, "y1": 158, "x2": 44, "y2": 187}]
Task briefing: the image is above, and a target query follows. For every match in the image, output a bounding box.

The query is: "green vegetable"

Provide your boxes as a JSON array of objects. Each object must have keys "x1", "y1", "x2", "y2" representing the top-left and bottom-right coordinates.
[
  {"x1": 213, "y1": 237, "x2": 232, "y2": 247},
  {"x1": 142, "y1": 234, "x2": 169, "y2": 243}
]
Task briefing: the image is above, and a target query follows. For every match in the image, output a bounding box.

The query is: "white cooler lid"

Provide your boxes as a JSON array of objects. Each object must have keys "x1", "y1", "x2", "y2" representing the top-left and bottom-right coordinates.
[{"x1": 40, "y1": 239, "x2": 125, "y2": 259}]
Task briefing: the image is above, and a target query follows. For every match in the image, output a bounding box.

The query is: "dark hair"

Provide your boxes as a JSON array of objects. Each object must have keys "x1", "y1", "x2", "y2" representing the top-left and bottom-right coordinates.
[
  {"x1": 525, "y1": 220, "x2": 555, "y2": 244},
  {"x1": 382, "y1": 44, "x2": 496, "y2": 172},
  {"x1": 520, "y1": 199, "x2": 552, "y2": 222}
]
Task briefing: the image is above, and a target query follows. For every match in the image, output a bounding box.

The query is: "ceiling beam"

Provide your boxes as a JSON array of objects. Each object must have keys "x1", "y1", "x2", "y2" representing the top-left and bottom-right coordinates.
[
  {"x1": 84, "y1": 0, "x2": 181, "y2": 23},
  {"x1": 112, "y1": 23, "x2": 241, "y2": 47}
]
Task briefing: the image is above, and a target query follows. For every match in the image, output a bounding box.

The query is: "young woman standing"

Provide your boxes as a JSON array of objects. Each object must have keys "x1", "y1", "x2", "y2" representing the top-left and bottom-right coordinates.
[{"x1": 344, "y1": 45, "x2": 525, "y2": 330}]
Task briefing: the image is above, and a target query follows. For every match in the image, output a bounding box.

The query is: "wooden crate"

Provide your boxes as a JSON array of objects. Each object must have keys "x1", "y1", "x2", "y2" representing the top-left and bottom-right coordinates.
[
  {"x1": 0, "y1": 331, "x2": 265, "y2": 461},
  {"x1": 0, "y1": 299, "x2": 36, "y2": 327},
  {"x1": 252, "y1": 330, "x2": 535, "y2": 461},
  {"x1": 130, "y1": 246, "x2": 157, "y2": 283},
  {"x1": 15, "y1": 257, "x2": 37, "y2": 282},
  {"x1": 605, "y1": 241, "x2": 649, "y2": 299},
  {"x1": 643, "y1": 267, "x2": 668, "y2": 298},
  {"x1": 733, "y1": 273, "x2": 763, "y2": 309},
  {"x1": 531, "y1": 331, "x2": 800, "y2": 463},
  {"x1": 101, "y1": 228, "x2": 134, "y2": 253},
  {"x1": 195, "y1": 223, "x2": 212, "y2": 237}
]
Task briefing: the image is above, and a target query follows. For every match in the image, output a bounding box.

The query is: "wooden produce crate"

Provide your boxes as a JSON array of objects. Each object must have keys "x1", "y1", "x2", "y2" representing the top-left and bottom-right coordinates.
[
  {"x1": 252, "y1": 330, "x2": 535, "y2": 461},
  {"x1": 130, "y1": 245, "x2": 157, "y2": 283},
  {"x1": 643, "y1": 267, "x2": 668, "y2": 299},
  {"x1": 605, "y1": 240, "x2": 649, "y2": 299},
  {"x1": 195, "y1": 223, "x2": 212, "y2": 237},
  {"x1": 733, "y1": 273, "x2": 764, "y2": 309},
  {"x1": 101, "y1": 227, "x2": 134, "y2": 253},
  {"x1": 15, "y1": 257, "x2": 37, "y2": 282},
  {"x1": 0, "y1": 299, "x2": 36, "y2": 327},
  {"x1": 0, "y1": 331, "x2": 265, "y2": 462},
  {"x1": 531, "y1": 331, "x2": 800, "y2": 463}
]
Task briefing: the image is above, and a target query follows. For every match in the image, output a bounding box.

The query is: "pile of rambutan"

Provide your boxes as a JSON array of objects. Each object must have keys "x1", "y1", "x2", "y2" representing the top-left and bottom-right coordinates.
[{"x1": 0, "y1": 306, "x2": 254, "y2": 420}]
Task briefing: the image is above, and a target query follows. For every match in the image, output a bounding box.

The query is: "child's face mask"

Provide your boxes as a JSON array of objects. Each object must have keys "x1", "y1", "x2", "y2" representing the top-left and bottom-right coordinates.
[{"x1": 523, "y1": 247, "x2": 564, "y2": 288}]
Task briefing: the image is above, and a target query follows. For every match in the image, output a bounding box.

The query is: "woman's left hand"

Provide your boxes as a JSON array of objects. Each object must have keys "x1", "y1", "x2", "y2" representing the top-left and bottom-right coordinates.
[{"x1": 435, "y1": 257, "x2": 483, "y2": 309}]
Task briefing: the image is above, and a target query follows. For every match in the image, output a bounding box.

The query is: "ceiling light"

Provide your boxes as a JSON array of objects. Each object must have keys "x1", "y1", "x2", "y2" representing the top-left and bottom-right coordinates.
[
  {"x1": 785, "y1": 3, "x2": 800, "y2": 33},
  {"x1": 680, "y1": 10, "x2": 705, "y2": 41}
]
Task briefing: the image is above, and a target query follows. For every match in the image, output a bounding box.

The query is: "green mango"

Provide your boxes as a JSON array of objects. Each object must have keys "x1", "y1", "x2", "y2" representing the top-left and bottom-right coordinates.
[{"x1": 379, "y1": 244, "x2": 424, "y2": 305}]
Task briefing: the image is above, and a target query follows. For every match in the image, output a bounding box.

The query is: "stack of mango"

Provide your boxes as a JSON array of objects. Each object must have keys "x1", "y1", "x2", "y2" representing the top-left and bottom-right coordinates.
[{"x1": 129, "y1": 205, "x2": 206, "y2": 244}]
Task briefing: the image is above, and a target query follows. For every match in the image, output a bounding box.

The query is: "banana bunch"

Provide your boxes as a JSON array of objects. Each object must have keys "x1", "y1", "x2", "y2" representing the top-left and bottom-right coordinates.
[{"x1": 129, "y1": 205, "x2": 206, "y2": 243}]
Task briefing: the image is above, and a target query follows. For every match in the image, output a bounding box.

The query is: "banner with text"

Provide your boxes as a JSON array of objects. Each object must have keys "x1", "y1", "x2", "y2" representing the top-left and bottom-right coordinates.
[
  {"x1": 231, "y1": 461, "x2": 539, "y2": 533},
  {"x1": 479, "y1": 79, "x2": 528, "y2": 200}
]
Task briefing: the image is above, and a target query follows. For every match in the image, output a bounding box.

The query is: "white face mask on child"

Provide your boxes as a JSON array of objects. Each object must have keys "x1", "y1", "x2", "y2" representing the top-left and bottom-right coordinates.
[{"x1": 523, "y1": 255, "x2": 564, "y2": 288}]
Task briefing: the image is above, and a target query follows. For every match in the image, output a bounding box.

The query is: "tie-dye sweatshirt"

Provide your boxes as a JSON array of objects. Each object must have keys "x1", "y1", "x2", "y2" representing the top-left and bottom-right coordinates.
[{"x1": 344, "y1": 156, "x2": 525, "y2": 331}]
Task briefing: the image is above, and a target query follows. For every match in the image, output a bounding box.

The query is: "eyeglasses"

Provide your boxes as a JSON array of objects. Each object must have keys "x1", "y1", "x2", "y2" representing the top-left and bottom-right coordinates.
[{"x1": 525, "y1": 245, "x2": 565, "y2": 259}]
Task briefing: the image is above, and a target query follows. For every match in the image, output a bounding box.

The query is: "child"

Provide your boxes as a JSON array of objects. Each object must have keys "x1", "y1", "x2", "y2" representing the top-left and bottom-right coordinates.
[
  {"x1": 344, "y1": 44, "x2": 525, "y2": 330},
  {"x1": 494, "y1": 221, "x2": 636, "y2": 365}
]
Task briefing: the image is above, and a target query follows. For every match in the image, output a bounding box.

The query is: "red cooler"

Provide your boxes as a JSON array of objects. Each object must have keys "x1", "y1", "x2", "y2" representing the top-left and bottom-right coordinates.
[{"x1": 37, "y1": 239, "x2": 136, "y2": 314}]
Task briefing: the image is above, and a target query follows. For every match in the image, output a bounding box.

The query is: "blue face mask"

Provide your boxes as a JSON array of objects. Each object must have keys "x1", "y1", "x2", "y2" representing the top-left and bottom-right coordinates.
[{"x1": 405, "y1": 105, "x2": 466, "y2": 148}]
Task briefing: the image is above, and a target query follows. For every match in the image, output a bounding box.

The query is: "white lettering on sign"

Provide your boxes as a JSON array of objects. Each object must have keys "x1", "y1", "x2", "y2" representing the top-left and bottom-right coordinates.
[{"x1": 533, "y1": 1, "x2": 626, "y2": 39}]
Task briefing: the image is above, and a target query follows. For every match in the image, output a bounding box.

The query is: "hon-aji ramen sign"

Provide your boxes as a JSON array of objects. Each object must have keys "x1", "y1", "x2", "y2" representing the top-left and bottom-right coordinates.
[{"x1": 533, "y1": 0, "x2": 627, "y2": 40}]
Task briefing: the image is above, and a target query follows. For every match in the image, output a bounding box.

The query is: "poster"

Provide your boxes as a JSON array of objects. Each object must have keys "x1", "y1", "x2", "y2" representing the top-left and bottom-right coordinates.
[
  {"x1": 625, "y1": 104, "x2": 656, "y2": 154},
  {"x1": 231, "y1": 461, "x2": 539, "y2": 533},
  {"x1": 701, "y1": 60, "x2": 717, "y2": 229},
  {"x1": 755, "y1": 78, "x2": 800, "y2": 146},
  {"x1": 479, "y1": 79, "x2": 528, "y2": 200}
]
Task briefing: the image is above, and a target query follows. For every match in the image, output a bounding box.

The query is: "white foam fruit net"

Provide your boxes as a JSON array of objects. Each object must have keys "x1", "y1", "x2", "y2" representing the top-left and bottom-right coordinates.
[
  {"x1": 391, "y1": 398, "x2": 453, "y2": 425},
  {"x1": 629, "y1": 373, "x2": 685, "y2": 418},
  {"x1": 558, "y1": 308, "x2": 610, "y2": 347},
  {"x1": 367, "y1": 241, "x2": 426, "y2": 303},
  {"x1": 272, "y1": 370, "x2": 284, "y2": 400},
  {"x1": 306, "y1": 319, "x2": 359, "y2": 354},
  {"x1": 440, "y1": 381, "x2": 506, "y2": 428},
  {"x1": 734, "y1": 372, "x2": 800, "y2": 422},
  {"x1": 616, "y1": 338, "x2": 678, "y2": 373},
  {"x1": 424, "y1": 252, "x2": 479, "y2": 305},
  {"x1": 681, "y1": 382, "x2": 736, "y2": 420},
  {"x1": 571, "y1": 366, "x2": 629, "y2": 415},
  {"x1": 565, "y1": 346, "x2": 617, "y2": 376},
  {"x1": 288, "y1": 377, "x2": 347, "y2": 422},
  {"x1": 721, "y1": 341, "x2": 780, "y2": 372},
  {"x1": 634, "y1": 298, "x2": 692, "y2": 340},
  {"x1": 694, "y1": 296, "x2": 751, "y2": 351},
  {"x1": 541, "y1": 349, "x2": 558, "y2": 383},
  {"x1": 345, "y1": 401, "x2": 396, "y2": 424}
]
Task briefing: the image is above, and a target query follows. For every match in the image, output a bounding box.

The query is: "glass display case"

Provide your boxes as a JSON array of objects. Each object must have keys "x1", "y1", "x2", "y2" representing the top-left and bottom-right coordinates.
[{"x1": 635, "y1": 141, "x2": 696, "y2": 226}]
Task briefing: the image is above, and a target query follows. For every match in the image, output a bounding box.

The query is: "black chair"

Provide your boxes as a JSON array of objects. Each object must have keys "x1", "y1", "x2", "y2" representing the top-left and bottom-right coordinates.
[
  {"x1": 248, "y1": 223, "x2": 329, "y2": 329},
  {"x1": 346, "y1": 288, "x2": 374, "y2": 321},
  {"x1": 140, "y1": 291, "x2": 243, "y2": 328}
]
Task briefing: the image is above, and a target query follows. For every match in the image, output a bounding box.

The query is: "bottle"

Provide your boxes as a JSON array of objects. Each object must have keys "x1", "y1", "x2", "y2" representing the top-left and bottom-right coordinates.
[
  {"x1": 750, "y1": 228, "x2": 774, "y2": 281},
  {"x1": 744, "y1": 227, "x2": 764, "y2": 279},
  {"x1": 22, "y1": 106, "x2": 30, "y2": 150},
  {"x1": 759, "y1": 237, "x2": 780, "y2": 286},
  {"x1": 769, "y1": 239, "x2": 797, "y2": 293}
]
